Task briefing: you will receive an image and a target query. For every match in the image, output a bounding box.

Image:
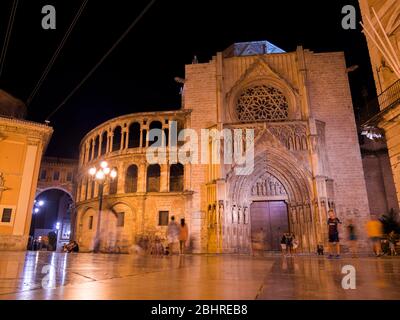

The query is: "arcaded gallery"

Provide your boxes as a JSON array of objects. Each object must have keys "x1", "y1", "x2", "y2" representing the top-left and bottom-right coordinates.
[{"x1": 72, "y1": 41, "x2": 372, "y2": 254}]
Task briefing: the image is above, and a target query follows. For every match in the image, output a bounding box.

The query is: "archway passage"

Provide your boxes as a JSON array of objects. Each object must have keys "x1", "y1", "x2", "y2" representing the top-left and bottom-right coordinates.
[
  {"x1": 29, "y1": 189, "x2": 73, "y2": 251},
  {"x1": 250, "y1": 201, "x2": 289, "y2": 252}
]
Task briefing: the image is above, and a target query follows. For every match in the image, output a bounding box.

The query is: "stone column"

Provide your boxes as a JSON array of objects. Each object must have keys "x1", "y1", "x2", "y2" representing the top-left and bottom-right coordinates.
[{"x1": 160, "y1": 163, "x2": 168, "y2": 192}]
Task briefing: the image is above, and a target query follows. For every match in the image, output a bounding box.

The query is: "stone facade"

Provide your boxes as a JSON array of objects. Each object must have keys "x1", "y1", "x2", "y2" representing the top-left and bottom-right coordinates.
[
  {"x1": 0, "y1": 117, "x2": 52, "y2": 250},
  {"x1": 359, "y1": 0, "x2": 400, "y2": 210},
  {"x1": 74, "y1": 42, "x2": 372, "y2": 254}
]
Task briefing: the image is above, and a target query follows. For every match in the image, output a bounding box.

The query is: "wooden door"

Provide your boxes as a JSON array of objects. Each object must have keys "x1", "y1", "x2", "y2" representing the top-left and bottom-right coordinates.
[{"x1": 250, "y1": 201, "x2": 289, "y2": 251}]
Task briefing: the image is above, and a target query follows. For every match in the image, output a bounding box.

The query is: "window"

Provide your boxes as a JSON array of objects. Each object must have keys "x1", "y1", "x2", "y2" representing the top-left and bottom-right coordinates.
[
  {"x1": 158, "y1": 211, "x2": 169, "y2": 226},
  {"x1": 112, "y1": 126, "x2": 122, "y2": 152},
  {"x1": 236, "y1": 85, "x2": 289, "y2": 121},
  {"x1": 90, "y1": 180, "x2": 95, "y2": 198},
  {"x1": 1, "y1": 208, "x2": 12, "y2": 223},
  {"x1": 169, "y1": 163, "x2": 184, "y2": 192},
  {"x1": 53, "y1": 171, "x2": 60, "y2": 181},
  {"x1": 125, "y1": 165, "x2": 138, "y2": 193},
  {"x1": 88, "y1": 216, "x2": 93, "y2": 230},
  {"x1": 109, "y1": 169, "x2": 118, "y2": 194},
  {"x1": 128, "y1": 122, "x2": 141, "y2": 148},
  {"x1": 66, "y1": 172, "x2": 73, "y2": 182},
  {"x1": 100, "y1": 131, "x2": 108, "y2": 155},
  {"x1": 117, "y1": 212, "x2": 125, "y2": 227},
  {"x1": 40, "y1": 170, "x2": 47, "y2": 180},
  {"x1": 147, "y1": 164, "x2": 160, "y2": 192}
]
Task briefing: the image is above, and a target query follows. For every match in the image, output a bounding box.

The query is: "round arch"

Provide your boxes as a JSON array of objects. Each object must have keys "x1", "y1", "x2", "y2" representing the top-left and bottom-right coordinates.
[{"x1": 36, "y1": 186, "x2": 74, "y2": 200}]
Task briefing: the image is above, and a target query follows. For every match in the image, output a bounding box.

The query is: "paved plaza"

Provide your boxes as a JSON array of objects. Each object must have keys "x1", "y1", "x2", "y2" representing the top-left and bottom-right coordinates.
[{"x1": 0, "y1": 251, "x2": 399, "y2": 300}]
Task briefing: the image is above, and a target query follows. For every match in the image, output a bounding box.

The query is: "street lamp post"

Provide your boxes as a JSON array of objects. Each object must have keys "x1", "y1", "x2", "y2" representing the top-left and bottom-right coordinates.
[{"x1": 88, "y1": 161, "x2": 117, "y2": 253}]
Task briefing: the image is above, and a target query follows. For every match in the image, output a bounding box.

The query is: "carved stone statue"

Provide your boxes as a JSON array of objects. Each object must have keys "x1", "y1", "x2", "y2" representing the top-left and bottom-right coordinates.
[{"x1": 251, "y1": 172, "x2": 287, "y2": 197}]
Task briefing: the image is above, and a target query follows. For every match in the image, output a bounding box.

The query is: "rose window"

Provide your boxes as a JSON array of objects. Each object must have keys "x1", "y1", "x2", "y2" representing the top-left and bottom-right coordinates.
[{"x1": 236, "y1": 85, "x2": 289, "y2": 121}]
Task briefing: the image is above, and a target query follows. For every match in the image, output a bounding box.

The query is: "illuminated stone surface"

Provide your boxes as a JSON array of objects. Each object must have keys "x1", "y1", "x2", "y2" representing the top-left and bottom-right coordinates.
[{"x1": 0, "y1": 251, "x2": 400, "y2": 300}]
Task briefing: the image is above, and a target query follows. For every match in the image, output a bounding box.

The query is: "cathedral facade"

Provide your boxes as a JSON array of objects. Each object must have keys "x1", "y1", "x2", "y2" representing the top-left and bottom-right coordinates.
[{"x1": 74, "y1": 42, "x2": 371, "y2": 254}]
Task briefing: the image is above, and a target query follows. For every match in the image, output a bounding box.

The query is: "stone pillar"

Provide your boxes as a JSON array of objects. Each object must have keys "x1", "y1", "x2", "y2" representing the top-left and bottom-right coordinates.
[
  {"x1": 138, "y1": 161, "x2": 147, "y2": 193},
  {"x1": 160, "y1": 163, "x2": 168, "y2": 192}
]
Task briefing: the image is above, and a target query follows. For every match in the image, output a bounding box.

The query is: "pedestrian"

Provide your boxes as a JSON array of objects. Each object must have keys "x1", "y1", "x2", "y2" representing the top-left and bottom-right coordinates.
[
  {"x1": 388, "y1": 231, "x2": 398, "y2": 256},
  {"x1": 72, "y1": 241, "x2": 79, "y2": 253},
  {"x1": 292, "y1": 234, "x2": 299, "y2": 254},
  {"x1": 280, "y1": 233, "x2": 287, "y2": 255},
  {"x1": 179, "y1": 218, "x2": 189, "y2": 255},
  {"x1": 285, "y1": 232, "x2": 293, "y2": 256},
  {"x1": 366, "y1": 218, "x2": 383, "y2": 257},
  {"x1": 347, "y1": 219, "x2": 357, "y2": 258},
  {"x1": 327, "y1": 209, "x2": 342, "y2": 258},
  {"x1": 166, "y1": 216, "x2": 180, "y2": 255}
]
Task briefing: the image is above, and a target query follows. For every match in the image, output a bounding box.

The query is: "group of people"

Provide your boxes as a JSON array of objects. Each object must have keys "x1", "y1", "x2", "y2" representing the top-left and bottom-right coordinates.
[
  {"x1": 325, "y1": 209, "x2": 398, "y2": 258},
  {"x1": 166, "y1": 216, "x2": 189, "y2": 255},
  {"x1": 280, "y1": 232, "x2": 299, "y2": 256}
]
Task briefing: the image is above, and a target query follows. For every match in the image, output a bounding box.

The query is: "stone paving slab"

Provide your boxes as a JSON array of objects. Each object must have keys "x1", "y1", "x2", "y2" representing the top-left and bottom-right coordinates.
[{"x1": 0, "y1": 251, "x2": 399, "y2": 300}]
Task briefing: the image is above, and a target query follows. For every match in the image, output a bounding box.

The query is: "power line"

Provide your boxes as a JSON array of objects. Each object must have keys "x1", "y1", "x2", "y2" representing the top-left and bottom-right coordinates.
[
  {"x1": 46, "y1": 0, "x2": 157, "y2": 121},
  {"x1": 0, "y1": 0, "x2": 19, "y2": 79},
  {"x1": 27, "y1": 0, "x2": 89, "y2": 106}
]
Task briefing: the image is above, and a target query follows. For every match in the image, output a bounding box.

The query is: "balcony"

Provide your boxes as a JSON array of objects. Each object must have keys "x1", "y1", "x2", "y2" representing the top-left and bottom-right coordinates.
[{"x1": 363, "y1": 79, "x2": 400, "y2": 127}]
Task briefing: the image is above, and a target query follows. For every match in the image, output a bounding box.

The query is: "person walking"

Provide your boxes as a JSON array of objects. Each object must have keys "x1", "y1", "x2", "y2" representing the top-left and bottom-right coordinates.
[
  {"x1": 327, "y1": 209, "x2": 342, "y2": 258},
  {"x1": 366, "y1": 218, "x2": 383, "y2": 257},
  {"x1": 285, "y1": 232, "x2": 293, "y2": 256},
  {"x1": 347, "y1": 219, "x2": 357, "y2": 258},
  {"x1": 179, "y1": 218, "x2": 189, "y2": 255},
  {"x1": 166, "y1": 216, "x2": 180, "y2": 255},
  {"x1": 280, "y1": 233, "x2": 287, "y2": 256},
  {"x1": 292, "y1": 234, "x2": 299, "y2": 254}
]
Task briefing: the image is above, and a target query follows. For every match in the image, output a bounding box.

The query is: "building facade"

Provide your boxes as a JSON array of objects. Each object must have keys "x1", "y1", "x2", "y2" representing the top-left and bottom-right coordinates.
[
  {"x1": 34, "y1": 157, "x2": 78, "y2": 248},
  {"x1": 75, "y1": 42, "x2": 371, "y2": 254},
  {"x1": 359, "y1": 0, "x2": 400, "y2": 210},
  {"x1": 0, "y1": 95, "x2": 53, "y2": 250}
]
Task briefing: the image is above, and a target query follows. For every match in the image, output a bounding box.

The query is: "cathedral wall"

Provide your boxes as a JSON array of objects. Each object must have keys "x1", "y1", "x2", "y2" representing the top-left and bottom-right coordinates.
[
  {"x1": 184, "y1": 61, "x2": 218, "y2": 252},
  {"x1": 305, "y1": 52, "x2": 371, "y2": 247}
]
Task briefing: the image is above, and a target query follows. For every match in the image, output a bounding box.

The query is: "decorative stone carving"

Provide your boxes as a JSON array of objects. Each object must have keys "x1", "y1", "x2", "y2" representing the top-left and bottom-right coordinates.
[
  {"x1": 267, "y1": 124, "x2": 308, "y2": 151},
  {"x1": 251, "y1": 172, "x2": 287, "y2": 197},
  {"x1": 236, "y1": 85, "x2": 289, "y2": 122},
  {"x1": 0, "y1": 172, "x2": 9, "y2": 200}
]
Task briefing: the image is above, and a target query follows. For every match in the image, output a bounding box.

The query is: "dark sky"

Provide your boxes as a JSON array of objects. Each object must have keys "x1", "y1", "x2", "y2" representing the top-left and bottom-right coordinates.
[{"x1": 0, "y1": 0, "x2": 375, "y2": 158}]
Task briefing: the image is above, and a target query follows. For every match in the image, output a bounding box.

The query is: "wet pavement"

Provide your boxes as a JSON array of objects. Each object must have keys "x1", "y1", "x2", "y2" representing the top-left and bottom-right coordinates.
[{"x1": 0, "y1": 251, "x2": 399, "y2": 300}]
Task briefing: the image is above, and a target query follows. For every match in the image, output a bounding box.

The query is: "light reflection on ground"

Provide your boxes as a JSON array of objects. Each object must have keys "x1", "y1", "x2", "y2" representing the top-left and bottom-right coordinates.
[{"x1": 0, "y1": 251, "x2": 399, "y2": 300}]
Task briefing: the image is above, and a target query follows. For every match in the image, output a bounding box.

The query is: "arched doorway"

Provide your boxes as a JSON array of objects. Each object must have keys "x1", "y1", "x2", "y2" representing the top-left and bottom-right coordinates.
[
  {"x1": 225, "y1": 140, "x2": 315, "y2": 253},
  {"x1": 29, "y1": 188, "x2": 73, "y2": 251},
  {"x1": 76, "y1": 202, "x2": 134, "y2": 253}
]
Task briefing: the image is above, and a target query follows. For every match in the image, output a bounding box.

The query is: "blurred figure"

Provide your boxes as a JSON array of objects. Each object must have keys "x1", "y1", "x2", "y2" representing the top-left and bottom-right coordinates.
[
  {"x1": 166, "y1": 216, "x2": 180, "y2": 255},
  {"x1": 317, "y1": 243, "x2": 324, "y2": 255},
  {"x1": 347, "y1": 219, "x2": 358, "y2": 258},
  {"x1": 252, "y1": 228, "x2": 266, "y2": 256},
  {"x1": 280, "y1": 233, "x2": 287, "y2": 256},
  {"x1": 327, "y1": 209, "x2": 342, "y2": 258},
  {"x1": 292, "y1": 234, "x2": 299, "y2": 254},
  {"x1": 285, "y1": 232, "x2": 294, "y2": 256},
  {"x1": 388, "y1": 231, "x2": 398, "y2": 256},
  {"x1": 150, "y1": 236, "x2": 165, "y2": 255},
  {"x1": 179, "y1": 218, "x2": 189, "y2": 255},
  {"x1": 366, "y1": 219, "x2": 383, "y2": 257}
]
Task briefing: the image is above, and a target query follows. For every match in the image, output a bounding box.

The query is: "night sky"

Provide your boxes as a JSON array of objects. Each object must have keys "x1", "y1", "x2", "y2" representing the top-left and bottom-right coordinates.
[{"x1": 0, "y1": 0, "x2": 375, "y2": 158}]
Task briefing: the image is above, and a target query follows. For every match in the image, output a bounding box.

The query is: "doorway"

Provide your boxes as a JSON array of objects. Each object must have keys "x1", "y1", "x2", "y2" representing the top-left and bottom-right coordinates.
[{"x1": 250, "y1": 201, "x2": 289, "y2": 251}]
